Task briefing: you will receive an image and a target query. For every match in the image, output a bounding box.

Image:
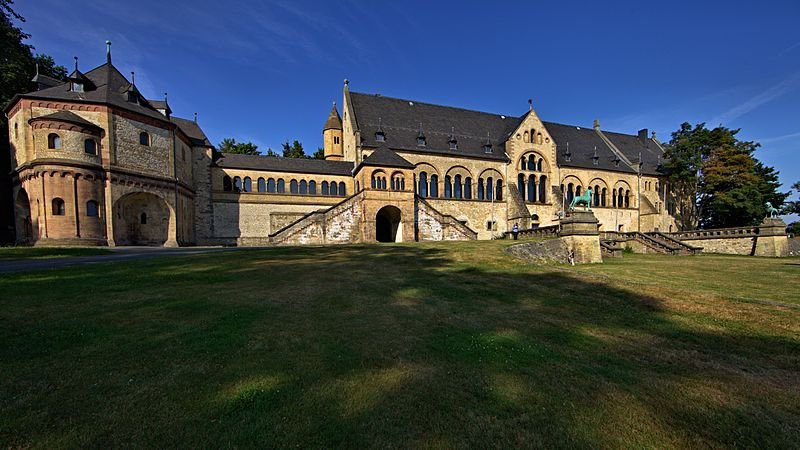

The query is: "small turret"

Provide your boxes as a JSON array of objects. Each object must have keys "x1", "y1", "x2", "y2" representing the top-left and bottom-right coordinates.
[{"x1": 323, "y1": 102, "x2": 344, "y2": 160}]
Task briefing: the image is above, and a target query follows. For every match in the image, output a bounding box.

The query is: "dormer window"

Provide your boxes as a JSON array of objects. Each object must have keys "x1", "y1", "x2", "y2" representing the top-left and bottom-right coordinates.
[
  {"x1": 448, "y1": 128, "x2": 458, "y2": 150},
  {"x1": 483, "y1": 143, "x2": 493, "y2": 153},
  {"x1": 417, "y1": 136, "x2": 426, "y2": 146},
  {"x1": 613, "y1": 156, "x2": 621, "y2": 167},
  {"x1": 70, "y1": 82, "x2": 84, "y2": 92},
  {"x1": 375, "y1": 130, "x2": 385, "y2": 142},
  {"x1": 127, "y1": 91, "x2": 138, "y2": 104}
]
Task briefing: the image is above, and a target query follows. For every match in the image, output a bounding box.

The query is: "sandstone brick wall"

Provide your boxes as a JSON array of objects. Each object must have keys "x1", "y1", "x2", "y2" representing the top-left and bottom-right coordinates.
[
  {"x1": 270, "y1": 193, "x2": 363, "y2": 245},
  {"x1": 113, "y1": 116, "x2": 171, "y2": 176},
  {"x1": 684, "y1": 237, "x2": 754, "y2": 255},
  {"x1": 416, "y1": 199, "x2": 476, "y2": 241}
]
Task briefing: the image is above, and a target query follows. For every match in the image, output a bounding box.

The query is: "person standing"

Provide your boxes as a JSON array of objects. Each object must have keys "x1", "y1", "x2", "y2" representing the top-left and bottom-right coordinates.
[{"x1": 512, "y1": 223, "x2": 519, "y2": 240}]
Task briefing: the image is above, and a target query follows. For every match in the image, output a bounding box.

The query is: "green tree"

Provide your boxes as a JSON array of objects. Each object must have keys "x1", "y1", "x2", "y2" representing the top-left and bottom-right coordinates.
[
  {"x1": 312, "y1": 147, "x2": 325, "y2": 159},
  {"x1": 282, "y1": 140, "x2": 308, "y2": 158},
  {"x1": 663, "y1": 122, "x2": 789, "y2": 229},
  {"x1": 264, "y1": 148, "x2": 278, "y2": 157},
  {"x1": 783, "y1": 181, "x2": 800, "y2": 216},
  {"x1": 217, "y1": 138, "x2": 260, "y2": 155}
]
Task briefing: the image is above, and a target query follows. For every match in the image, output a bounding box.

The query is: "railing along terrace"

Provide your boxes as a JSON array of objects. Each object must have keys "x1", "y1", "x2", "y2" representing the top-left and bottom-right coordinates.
[{"x1": 666, "y1": 226, "x2": 759, "y2": 240}]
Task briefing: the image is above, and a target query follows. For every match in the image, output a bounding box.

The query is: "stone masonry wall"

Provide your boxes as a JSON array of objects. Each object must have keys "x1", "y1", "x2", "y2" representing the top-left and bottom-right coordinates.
[
  {"x1": 416, "y1": 199, "x2": 476, "y2": 241},
  {"x1": 685, "y1": 237, "x2": 754, "y2": 255},
  {"x1": 271, "y1": 194, "x2": 363, "y2": 245}
]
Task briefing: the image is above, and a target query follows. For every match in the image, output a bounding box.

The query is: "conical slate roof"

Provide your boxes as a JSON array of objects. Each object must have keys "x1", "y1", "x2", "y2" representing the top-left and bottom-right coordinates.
[{"x1": 323, "y1": 103, "x2": 342, "y2": 131}]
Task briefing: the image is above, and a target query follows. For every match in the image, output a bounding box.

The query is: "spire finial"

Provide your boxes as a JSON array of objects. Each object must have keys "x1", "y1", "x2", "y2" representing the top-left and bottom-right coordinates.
[
  {"x1": 164, "y1": 92, "x2": 168, "y2": 102},
  {"x1": 193, "y1": 112, "x2": 197, "y2": 123},
  {"x1": 528, "y1": 98, "x2": 533, "y2": 111},
  {"x1": 74, "y1": 56, "x2": 78, "y2": 72},
  {"x1": 106, "y1": 40, "x2": 112, "y2": 63},
  {"x1": 332, "y1": 101, "x2": 336, "y2": 107},
  {"x1": 343, "y1": 78, "x2": 349, "y2": 87},
  {"x1": 131, "y1": 71, "x2": 135, "y2": 86},
  {"x1": 593, "y1": 119, "x2": 600, "y2": 130}
]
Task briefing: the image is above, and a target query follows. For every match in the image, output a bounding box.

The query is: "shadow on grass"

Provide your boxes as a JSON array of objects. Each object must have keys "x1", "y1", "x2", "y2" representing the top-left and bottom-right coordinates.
[{"x1": 0, "y1": 244, "x2": 798, "y2": 448}]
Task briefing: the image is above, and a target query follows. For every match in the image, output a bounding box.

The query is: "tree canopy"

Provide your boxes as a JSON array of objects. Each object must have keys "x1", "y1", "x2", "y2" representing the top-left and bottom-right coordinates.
[
  {"x1": 662, "y1": 122, "x2": 790, "y2": 229},
  {"x1": 217, "y1": 138, "x2": 261, "y2": 155}
]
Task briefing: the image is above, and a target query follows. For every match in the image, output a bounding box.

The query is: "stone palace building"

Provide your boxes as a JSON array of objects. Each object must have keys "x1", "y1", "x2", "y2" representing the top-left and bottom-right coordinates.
[{"x1": 5, "y1": 49, "x2": 677, "y2": 246}]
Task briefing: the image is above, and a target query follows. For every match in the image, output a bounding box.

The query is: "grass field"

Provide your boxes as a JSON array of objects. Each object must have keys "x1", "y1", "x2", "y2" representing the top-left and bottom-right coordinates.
[{"x1": 1, "y1": 241, "x2": 798, "y2": 448}]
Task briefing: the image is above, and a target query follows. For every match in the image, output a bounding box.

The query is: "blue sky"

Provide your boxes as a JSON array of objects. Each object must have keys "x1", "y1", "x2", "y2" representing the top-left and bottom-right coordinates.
[{"x1": 16, "y1": 0, "x2": 800, "y2": 212}]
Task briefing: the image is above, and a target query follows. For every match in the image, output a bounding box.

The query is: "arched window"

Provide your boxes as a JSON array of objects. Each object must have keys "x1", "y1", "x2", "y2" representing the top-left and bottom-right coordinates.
[
  {"x1": 290, "y1": 179, "x2": 298, "y2": 194},
  {"x1": 267, "y1": 178, "x2": 276, "y2": 193},
  {"x1": 486, "y1": 177, "x2": 494, "y2": 201},
  {"x1": 276, "y1": 179, "x2": 285, "y2": 193},
  {"x1": 593, "y1": 185, "x2": 600, "y2": 207},
  {"x1": 567, "y1": 183, "x2": 575, "y2": 203},
  {"x1": 371, "y1": 175, "x2": 377, "y2": 189},
  {"x1": 523, "y1": 131, "x2": 529, "y2": 143},
  {"x1": 381, "y1": 177, "x2": 387, "y2": 190},
  {"x1": 528, "y1": 175, "x2": 536, "y2": 202},
  {"x1": 496, "y1": 179, "x2": 503, "y2": 201},
  {"x1": 575, "y1": 185, "x2": 582, "y2": 197},
  {"x1": 464, "y1": 177, "x2": 472, "y2": 199},
  {"x1": 309, "y1": 180, "x2": 317, "y2": 194},
  {"x1": 339, "y1": 182, "x2": 346, "y2": 196},
  {"x1": 429, "y1": 174, "x2": 439, "y2": 197},
  {"x1": 527, "y1": 154, "x2": 535, "y2": 170},
  {"x1": 243, "y1": 177, "x2": 252, "y2": 192},
  {"x1": 52, "y1": 198, "x2": 65, "y2": 215},
  {"x1": 139, "y1": 131, "x2": 150, "y2": 146},
  {"x1": 454, "y1": 174, "x2": 462, "y2": 199},
  {"x1": 223, "y1": 175, "x2": 232, "y2": 192},
  {"x1": 233, "y1": 176, "x2": 242, "y2": 192},
  {"x1": 84, "y1": 139, "x2": 97, "y2": 155},
  {"x1": 419, "y1": 172, "x2": 428, "y2": 197},
  {"x1": 613, "y1": 188, "x2": 618, "y2": 207},
  {"x1": 47, "y1": 133, "x2": 61, "y2": 149},
  {"x1": 618, "y1": 189, "x2": 624, "y2": 208},
  {"x1": 322, "y1": 181, "x2": 329, "y2": 195},
  {"x1": 330, "y1": 181, "x2": 338, "y2": 196},
  {"x1": 86, "y1": 200, "x2": 99, "y2": 217},
  {"x1": 518, "y1": 174, "x2": 526, "y2": 200},
  {"x1": 538, "y1": 176, "x2": 547, "y2": 203},
  {"x1": 625, "y1": 190, "x2": 631, "y2": 208},
  {"x1": 299, "y1": 180, "x2": 308, "y2": 194},
  {"x1": 601, "y1": 187, "x2": 607, "y2": 206},
  {"x1": 444, "y1": 176, "x2": 452, "y2": 198},
  {"x1": 140, "y1": 212, "x2": 147, "y2": 224},
  {"x1": 477, "y1": 178, "x2": 485, "y2": 200},
  {"x1": 537, "y1": 159, "x2": 543, "y2": 172},
  {"x1": 257, "y1": 177, "x2": 266, "y2": 192},
  {"x1": 537, "y1": 133, "x2": 543, "y2": 144}
]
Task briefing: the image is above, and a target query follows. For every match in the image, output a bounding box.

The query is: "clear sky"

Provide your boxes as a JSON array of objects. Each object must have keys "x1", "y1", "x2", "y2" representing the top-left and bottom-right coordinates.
[{"x1": 16, "y1": 0, "x2": 800, "y2": 212}]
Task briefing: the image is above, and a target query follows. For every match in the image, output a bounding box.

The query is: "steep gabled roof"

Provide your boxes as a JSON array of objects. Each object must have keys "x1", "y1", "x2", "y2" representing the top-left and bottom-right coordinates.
[
  {"x1": 171, "y1": 117, "x2": 212, "y2": 147},
  {"x1": 349, "y1": 92, "x2": 518, "y2": 161},
  {"x1": 359, "y1": 146, "x2": 415, "y2": 169},
  {"x1": 602, "y1": 130, "x2": 664, "y2": 176},
  {"x1": 543, "y1": 122, "x2": 637, "y2": 174},
  {"x1": 215, "y1": 153, "x2": 354, "y2": 176}
]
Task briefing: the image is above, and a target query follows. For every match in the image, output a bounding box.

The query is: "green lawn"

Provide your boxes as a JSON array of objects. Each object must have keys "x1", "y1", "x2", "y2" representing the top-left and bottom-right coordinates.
[
  {"x1": 1, "y1": 242, "x2": 798, "y2": 448},
  {"x1": 0, "y1": 246, "x2": 111, "y2": 261}
]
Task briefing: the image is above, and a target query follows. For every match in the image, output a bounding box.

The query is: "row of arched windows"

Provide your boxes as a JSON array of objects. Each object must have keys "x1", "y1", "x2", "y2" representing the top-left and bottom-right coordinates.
[
  {"x1": 417, "y1": 171, "x2": 503, "y2": 201},
  {"x1": 523, "y1": 129, "x2": 544, "y2": 144},
  {"x1": 51, "y1": 198, "x2": 99, "y2": 217},
  {"x1": 519, "y1": 154, "x2": 545, "y2": 172},
  {"x1": 222, "y1": 175, "x2": 346, "y2": 197},
  {"x1": 47, "y1": 133, "x2": 98, "y2": 155},
  {"x1": 517, "y1": 174, "x2": 548, "y2": 203},
  {"x1": 561, "y1": 183, "x2": 631, "y2": 208},
  {"x1": 644, "y1": 180, "x2": 659, "y2": 191}
]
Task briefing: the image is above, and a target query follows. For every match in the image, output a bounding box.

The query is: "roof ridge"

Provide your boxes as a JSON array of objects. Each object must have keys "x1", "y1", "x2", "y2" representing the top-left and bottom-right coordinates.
[{"x1": 350, "y1": 91, "x2": 520, "y2": 119}]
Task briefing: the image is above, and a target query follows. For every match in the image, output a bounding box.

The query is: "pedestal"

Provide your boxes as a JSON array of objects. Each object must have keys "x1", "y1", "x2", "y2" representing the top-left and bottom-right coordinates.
[
  {"x1": 754, "y1": 217, "x2": 788, "y2": 257},
  {"x1": 560, "y1": 210, "x2": 602, "y2": 264}
]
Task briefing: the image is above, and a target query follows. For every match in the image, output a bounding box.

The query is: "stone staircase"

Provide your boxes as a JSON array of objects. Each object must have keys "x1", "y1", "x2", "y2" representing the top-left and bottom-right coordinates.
[
  {"x1": 416, "y1": 196, "x2": 478, "y2": 240},
  {"x1": 600, "y1": 231, "x2": 701, "y2": 255},
  {"x1": 269, "y1": 192, "x2": 364, "y2": 245}
]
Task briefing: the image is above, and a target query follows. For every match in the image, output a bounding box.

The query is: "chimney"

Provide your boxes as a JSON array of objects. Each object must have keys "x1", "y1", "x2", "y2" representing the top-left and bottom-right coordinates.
[
  {"x1": 593, "y1": 119, "x2": 600, "y2": 130},
  {"x1": 638, "y1": 128, "x2": 649, "y2": 146}
]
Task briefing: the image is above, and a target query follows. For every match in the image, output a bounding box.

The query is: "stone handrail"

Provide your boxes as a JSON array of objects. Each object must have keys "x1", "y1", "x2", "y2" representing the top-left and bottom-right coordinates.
[
  {"x1": 415, "y1": 196, "x2": 478, "y2": 240},
  {"x1": 665, "y1": 226, "x2": 759, "y2": 240},
  {"x1": 513, "y1": 225, "x2": 560, "y2": 239}
]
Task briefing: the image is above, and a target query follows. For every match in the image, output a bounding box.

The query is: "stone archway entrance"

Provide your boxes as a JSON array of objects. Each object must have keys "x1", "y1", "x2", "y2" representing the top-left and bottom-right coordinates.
[
  {"x1": 15, "y1": 189, "x2": 33, "y2": 244},
  {"x1": 376, "y1": 205, "x2": 402, "y2": 243},
  {"x1": 113, "y1": 192, "x2": 172, "y2": 246}
]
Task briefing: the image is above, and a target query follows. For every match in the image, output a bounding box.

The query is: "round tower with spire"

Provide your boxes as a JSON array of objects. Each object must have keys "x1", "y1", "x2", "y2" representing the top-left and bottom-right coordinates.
[{"x1": 323, "y1": 102, "x2": 343, "y2": 160}]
